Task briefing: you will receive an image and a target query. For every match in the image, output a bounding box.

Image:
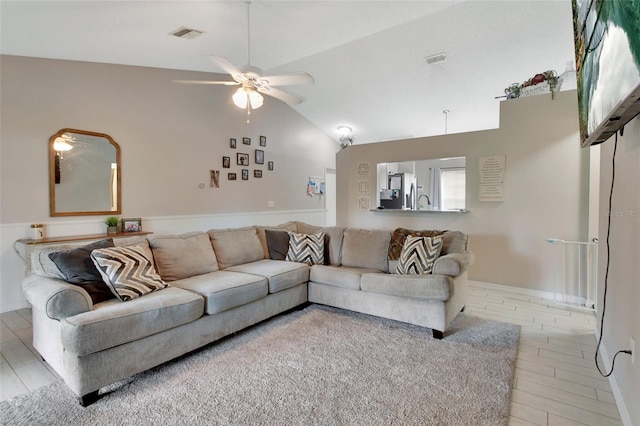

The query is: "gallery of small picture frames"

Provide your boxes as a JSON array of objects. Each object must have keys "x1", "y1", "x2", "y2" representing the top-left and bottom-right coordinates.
[{"x1": 210, "y1": 135, "x2": 273, "y2": 188}]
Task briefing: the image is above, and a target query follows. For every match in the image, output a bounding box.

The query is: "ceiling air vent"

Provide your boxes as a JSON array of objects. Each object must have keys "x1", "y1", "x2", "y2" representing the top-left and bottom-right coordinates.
[
  {"x1": 169, "y1": 27, "x2": 205, "y2": 39},
  {"x1": 425, "y1": 53, "x2": 447, "y2": 65}
]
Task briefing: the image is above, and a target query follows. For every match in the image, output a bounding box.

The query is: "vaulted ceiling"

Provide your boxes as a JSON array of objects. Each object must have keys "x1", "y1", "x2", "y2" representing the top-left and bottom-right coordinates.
[{"x1": 0, "y1": 0, "x2": 577, "y2": 145}]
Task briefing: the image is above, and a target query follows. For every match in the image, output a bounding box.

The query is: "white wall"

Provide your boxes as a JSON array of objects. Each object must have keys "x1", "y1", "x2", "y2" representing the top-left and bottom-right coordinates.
[
  {"x1": 337, "y1": 90, "x2": 590, "y2": 291},
  {"x1": 596, "y1": 115, "x2": 639, "y2": 426},
  {"x1": 0, "y1": 55, "x2": 338, "y2": 312}
]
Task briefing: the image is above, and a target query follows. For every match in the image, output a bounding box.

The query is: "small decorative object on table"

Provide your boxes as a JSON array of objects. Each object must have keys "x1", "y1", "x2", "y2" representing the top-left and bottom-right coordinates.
[
  {"x1": 30, "y1": 224, "x2": 45, "y2": 240},
  {"x1": 104, "y1": 216, "x2": 120, "y2": 234},
  {"x1": 121, "y1": 218, "x2": 142, "y2": 232}
]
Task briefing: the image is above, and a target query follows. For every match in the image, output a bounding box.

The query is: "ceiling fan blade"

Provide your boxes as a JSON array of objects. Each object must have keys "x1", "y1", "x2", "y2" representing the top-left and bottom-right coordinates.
[
  {"x1": 173, "y1": 80, "x2": 239, "y2": 86},
  {"x1": 257, "y1": 72, "x2": 315, "y2": 87},
  {"x1": 257, "y1": 86, "x2": 305, "y2": 105},
  {"x1": 207, "y1": 56, "x2": 246, "y2": 82}
]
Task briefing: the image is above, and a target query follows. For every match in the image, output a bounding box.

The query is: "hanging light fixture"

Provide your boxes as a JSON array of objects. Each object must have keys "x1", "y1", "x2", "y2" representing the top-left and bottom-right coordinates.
[{"x1": 232, "y1": 84, "x2": 264, "y2": 110}]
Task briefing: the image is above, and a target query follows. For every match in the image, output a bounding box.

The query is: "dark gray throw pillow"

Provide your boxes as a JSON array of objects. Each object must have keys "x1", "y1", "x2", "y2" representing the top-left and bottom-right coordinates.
[
  {"x1": 48, "y1": 239, "x2": 116, "y2": 304},
  {"x1": 265, "y1": 229, "x2": 290, "y2": 260}
]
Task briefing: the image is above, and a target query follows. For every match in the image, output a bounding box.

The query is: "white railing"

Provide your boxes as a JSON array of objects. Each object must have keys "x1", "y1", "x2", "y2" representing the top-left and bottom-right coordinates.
[{"x1": 546, "y1": 238, "x2": 598, "y2": 311}]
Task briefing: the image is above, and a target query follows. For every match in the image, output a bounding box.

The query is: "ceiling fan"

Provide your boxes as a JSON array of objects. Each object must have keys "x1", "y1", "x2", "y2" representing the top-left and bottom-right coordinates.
[{"x1": 174, "y1": 2, "x2": 314, "y2": 115}]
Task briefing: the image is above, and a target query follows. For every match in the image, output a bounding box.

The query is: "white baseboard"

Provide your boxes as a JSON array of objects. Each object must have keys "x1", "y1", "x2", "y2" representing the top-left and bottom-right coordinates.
[{"x1": 593, "y1": 328, "x2": 632, "y2": 426}]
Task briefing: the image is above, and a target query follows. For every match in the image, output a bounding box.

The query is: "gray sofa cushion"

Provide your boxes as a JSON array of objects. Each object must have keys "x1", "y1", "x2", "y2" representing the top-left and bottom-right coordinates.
[
  {"x1": 310, "y1": 265, "x2": 382, "y2": 290},
  {"x1": 226, "y1": 259, "x2": 309, "y2": 293},
  {"x1": 441, "y1": 231, "x2": 469, "y2": 255},
  {"x1": 149, "y1": 232, "x2": 218, "y2": 281},
  {"x1": 208, "y1": 227, "x2": 264, "y2": 269},
  {"x1": 360, "y1": 273, "x2": 451, "y2": 301},
  {"x1": 61, "y1": 287, "x2": 204, "y2": 356},
  {"x1": 170, "y1": 270, "x2": 268, "y2": 315},
  {"x1": 341, "y1": 228, "x2": 391, "y2": 272}
]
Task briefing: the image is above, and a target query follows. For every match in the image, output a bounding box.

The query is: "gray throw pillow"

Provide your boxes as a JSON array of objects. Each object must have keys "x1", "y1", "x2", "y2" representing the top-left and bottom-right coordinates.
[
  {"x1": 48, "y1": 239, "x2": 116, "y2": 304},
  {"x1": 265, "y1": 229, "x2": 290, "y2": 260}
]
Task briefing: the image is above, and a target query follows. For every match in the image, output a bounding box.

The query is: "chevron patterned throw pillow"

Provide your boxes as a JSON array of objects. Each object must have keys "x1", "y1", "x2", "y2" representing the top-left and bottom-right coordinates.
[
  {"x1": 395, "y1": 235, "x2": 444, "y2": 275},
  {"x1": 91, "y1": 246, "x2": 169, "y2": 301},
  {"x1": 286, "y1": 232, "x2": 325, "y2": 266}
]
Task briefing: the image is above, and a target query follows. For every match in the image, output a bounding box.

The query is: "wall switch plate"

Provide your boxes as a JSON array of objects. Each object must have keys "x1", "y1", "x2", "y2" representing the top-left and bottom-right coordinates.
[
  {"x1": 267, "y1": 201, "x2": 274, "y2": 208},
  {"x1": 630, "y1": 337, "x2": 635, "y2": 364}
]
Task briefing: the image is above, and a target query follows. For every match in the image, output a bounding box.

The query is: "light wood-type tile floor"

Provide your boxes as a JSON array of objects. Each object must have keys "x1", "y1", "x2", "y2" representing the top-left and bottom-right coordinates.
[{"x1": 0, "y1": 281, "x2": 623, "y2": 425}]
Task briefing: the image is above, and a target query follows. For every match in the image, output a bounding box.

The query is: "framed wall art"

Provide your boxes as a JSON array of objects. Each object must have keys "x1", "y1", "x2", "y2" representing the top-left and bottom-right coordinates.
[
  {"x1": 268, "y1": 161, "x2": 274, "y2": 171},
  {"x1": 228, "y1": 173, "x2": 237, "y2": 181},
  {"x1": 259, "y1": 135, "x2": 266, "y2": 147},
  {"x1": 230, "y1": 138, "x2": 236, "y2": 149},
  {"x1": 242, "y1": 137, "x2": 251, "y2": 145},
  {"x1": 237, "y1": 153, "x2": 249, "y2": 166},
  {"x1": 222, "y1": 156, "x2": 230, "y2": 168},
  {"x1": 255, "y1": 149, "x2": 264, "y2": 164},
  {"x1": 242, "y1": 169, "x2": 249, "y2": 180},
  {"x1": 254, "y1": 170, "x2": 262, "y2": 178}
]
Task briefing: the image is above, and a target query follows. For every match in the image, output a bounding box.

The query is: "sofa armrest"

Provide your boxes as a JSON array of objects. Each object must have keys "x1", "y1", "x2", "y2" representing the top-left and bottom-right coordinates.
[
  {"x1": 22, "y1": 274, "x2": 93, "y2": 320},
  {"x1": 432, "y1": 251, "x2": 475, "y2": 277}
]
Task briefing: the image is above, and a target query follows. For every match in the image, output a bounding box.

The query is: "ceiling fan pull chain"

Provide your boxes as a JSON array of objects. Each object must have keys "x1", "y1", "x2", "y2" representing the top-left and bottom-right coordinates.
[{"x1": 246, "y1": 104, "x2": 251, "y2": 124}]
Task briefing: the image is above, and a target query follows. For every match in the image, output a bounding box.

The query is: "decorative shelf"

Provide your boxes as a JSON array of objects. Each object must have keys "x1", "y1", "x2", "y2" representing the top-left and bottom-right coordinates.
[
  {"x1": 14, "y1": 231, "x2": 153, "y2": 275},
  {"x1": 16, "y1": 231, "x2": 151, "y2": 245},
  {"x1": 369, "y1": 209, "x2": 468, "y2": 214}
]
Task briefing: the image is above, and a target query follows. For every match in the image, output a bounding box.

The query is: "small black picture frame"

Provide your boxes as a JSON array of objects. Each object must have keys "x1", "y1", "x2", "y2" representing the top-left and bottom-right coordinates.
[
  {"x1": 242, "y1": 169, "x2": 249, "y2": 180},
  {"x1": 228, "y1": 173, "x2": 237, "y2": 181},
  {"x1": 222, "y1": 156, "x2": 230, "y2": 168},
  {"x1": 230, "y1": 138, "x2": 236, "y2": 149},
  {"x1": 255, "y1": 149, "x2": 264, "y2": 165},
  {"x1": 237, "y1": 153, "x2": 249, "y2": 166},
  {"x1": 268, "y1": 161, "x2": 274, "y2": 171},
  {"x1": 254, "y1": 170, "x2": 262, "y2": 178},
  {"x1": 242, "y1": 137, "x2": 251, "y2": 145},
  {"x1": 259, "y1": 135, "x2": 267, "y2": 147}
]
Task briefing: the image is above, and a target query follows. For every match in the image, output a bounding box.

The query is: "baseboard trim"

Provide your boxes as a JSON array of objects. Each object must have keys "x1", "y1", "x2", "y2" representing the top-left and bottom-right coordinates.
[{"x1": 593, "y1": 328, "x2": 632, "y2": 426}]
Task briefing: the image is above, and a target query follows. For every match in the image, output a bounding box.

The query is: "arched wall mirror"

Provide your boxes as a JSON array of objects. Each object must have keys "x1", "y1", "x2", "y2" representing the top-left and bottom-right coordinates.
[{"x1": 49, "y1": 128, "x2": 121, "y2": 217}]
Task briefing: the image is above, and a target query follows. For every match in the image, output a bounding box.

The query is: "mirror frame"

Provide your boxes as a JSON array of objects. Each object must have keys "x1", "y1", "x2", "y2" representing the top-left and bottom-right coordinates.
[{"x1": 49, "y1": 128, "x2": 122, "y2": 217}]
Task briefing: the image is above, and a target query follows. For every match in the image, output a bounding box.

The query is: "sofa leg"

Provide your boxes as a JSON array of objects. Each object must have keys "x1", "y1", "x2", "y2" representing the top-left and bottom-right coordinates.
[
  {"x1": 432, "y1": 329, "x2": 444, "y2": 340},
  {"x1": 78, "y1": 390, "x2": 100, "y2": 407}
]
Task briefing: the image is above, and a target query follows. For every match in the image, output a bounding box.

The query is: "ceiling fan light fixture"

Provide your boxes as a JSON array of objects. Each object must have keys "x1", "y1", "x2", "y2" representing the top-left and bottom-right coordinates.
[
  {"x1": 232, "y1": 87, "x2": 249, "y2": 109},
  {"x1": 233, "y1": 87, "x2": 264, "y2": 110},
  {"x1": 248, "y1": 90, "x2": 264, "y2": 109}
]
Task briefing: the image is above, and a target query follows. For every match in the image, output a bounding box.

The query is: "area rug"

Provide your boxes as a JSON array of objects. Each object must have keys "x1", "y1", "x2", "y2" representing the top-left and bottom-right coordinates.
[{"x1": 0, "y1": 305, "x2": 519, "y2": 426}]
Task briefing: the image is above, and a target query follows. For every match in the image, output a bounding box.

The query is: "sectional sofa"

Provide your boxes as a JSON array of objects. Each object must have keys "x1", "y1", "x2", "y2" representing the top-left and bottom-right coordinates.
[{"x1": 22, "y1": 222, "x2": 473, "y2": 406}]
